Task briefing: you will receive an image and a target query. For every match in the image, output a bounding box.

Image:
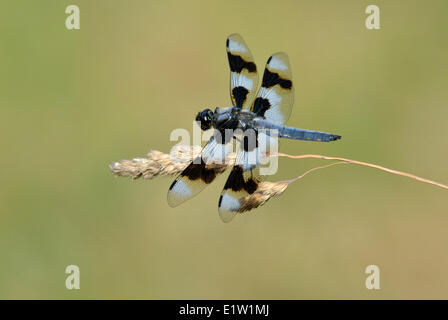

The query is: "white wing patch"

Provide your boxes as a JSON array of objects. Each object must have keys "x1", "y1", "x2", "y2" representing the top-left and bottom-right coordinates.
[
  {"x1": 235, "y1": 148, "x2": 259, "y2": 171},
  {"x1": 257, "y1": 87, "x2": 284, "y2": 124},
  {"x1": 202, "y1": 137, "x2": 233, "y2": 165},
  {"x1": 218, "y1": 193, "x2": 239, "y2": 223},
  {"x1": 167, "y1": 179, "x2": 201, "y2": 207},
  {"x1": 268, "y1": 56, "x2": 288, "y2": 70},
  {"x1": 237, "y1": 73, "x2": 254, "y2": 91},
  {"x1": 264, "y1": 105, "x2": 285, "y2": 125},
  {"x1": 228, "y1": 39, "x2": 247, "y2": 53}
]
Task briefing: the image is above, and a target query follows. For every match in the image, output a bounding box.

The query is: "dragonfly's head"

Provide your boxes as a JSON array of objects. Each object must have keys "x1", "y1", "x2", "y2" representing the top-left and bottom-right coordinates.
[{"x1": 196, "y1": 108, "x2": 214, "y2": 131}]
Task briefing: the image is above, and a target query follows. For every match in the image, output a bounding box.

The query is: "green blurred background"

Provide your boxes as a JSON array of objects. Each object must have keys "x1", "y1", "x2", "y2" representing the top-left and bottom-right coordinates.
[{"x1": 1, "y1": 0, "x2": 447, "y2": 299}]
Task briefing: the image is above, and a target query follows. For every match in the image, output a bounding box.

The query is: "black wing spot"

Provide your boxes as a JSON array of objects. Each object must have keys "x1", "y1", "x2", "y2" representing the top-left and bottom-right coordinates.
[
  {"x1": 181, "y1": 158, "x2": 217, "y2": 184},
  {"x1": 202, "y1": 167, "x2": 217, "y2": 183},
  {"x1": 181, "y1": 159, "x2": 202, "y2": 180},
  {"x1": 252, "y1": 97, "x2": 271, "y2": 116},
  {"x1": 262, "y1": 69, "x2": 292, "y2": 89},
  {"x1": 224, "y1": 166, "x2": 245, "y2": 191},
  {"x1": 232, "y1": 86, "x2": 249, "y2": 109},
  {"x1": 227, "y1": 53, "x2": 257, "y2": 73},
  {"x1": 226, "y1": 38, "x2": 229, "y2": 47},
  {"x1": 245, "y1": 178, "x2": 258, "y2": 194},
  {"x1": 224, "y1": 166, "x2": 258, "y2": 194},
  {"x1": 242, "y1": 130, "x2": 258, "y2": 152}
]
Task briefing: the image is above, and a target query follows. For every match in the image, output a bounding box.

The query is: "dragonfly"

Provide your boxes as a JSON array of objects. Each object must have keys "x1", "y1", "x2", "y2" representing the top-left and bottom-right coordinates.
[{"x1": 167, "y1": 34, "x2": 341, "y2": 222}]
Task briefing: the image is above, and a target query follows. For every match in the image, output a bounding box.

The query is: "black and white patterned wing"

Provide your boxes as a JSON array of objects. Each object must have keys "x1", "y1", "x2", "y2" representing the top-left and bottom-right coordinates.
[
  {"x1": 226, "y1": 34, "x2": 259, "y2": 109},
  {"x1": 251, "y1": 52, "x2": 294, "y2": 125},
  {"x1": 167, "y1": 135, "x2": 233, "y2": 207},
  {"x1": 217, "y1": 129, "x2": 272, "y2": 222},
  {"x1": 218, "y1": 163, "x2": 262, "y2": 223}
]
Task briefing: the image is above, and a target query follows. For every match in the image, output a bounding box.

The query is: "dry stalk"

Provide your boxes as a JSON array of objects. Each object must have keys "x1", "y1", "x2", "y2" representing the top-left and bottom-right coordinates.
[{"x1": 110, "y1": 146, "x2": 447, "y2": 212}]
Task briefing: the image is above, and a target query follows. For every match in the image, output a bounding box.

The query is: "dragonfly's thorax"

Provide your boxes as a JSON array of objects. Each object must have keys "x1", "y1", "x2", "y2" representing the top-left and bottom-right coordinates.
[
  {"x1": 212, "y1": 107, "x2": 238, "y2": 130},
  {"x1": 210, "y1": 107, "x2": 256, "y2": 131}
]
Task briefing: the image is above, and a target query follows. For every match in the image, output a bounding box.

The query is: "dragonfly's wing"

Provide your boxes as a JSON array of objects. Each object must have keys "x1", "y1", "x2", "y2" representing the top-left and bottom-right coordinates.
[
  {"x1": 218, "y1": 164, "x2": 263, "y2": 223},
  {"x1": 217, "y1": 130, "x2": 276, "y2": 223},
  {"x1": 226, "y1": 34, "x2": 259, "y2": 109},
  {"x1": 167, "y1": 135, "x2": 233, "y2": 207},
  {"x1": 251, "y1": 52, "x2": 294, "y2": 125}
]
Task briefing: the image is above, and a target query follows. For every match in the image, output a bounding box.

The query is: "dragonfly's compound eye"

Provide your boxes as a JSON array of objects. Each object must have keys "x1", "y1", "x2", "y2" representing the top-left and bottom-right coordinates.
[{"x1": 196, "y1": 109, "x2": 213, "y2": 131}]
